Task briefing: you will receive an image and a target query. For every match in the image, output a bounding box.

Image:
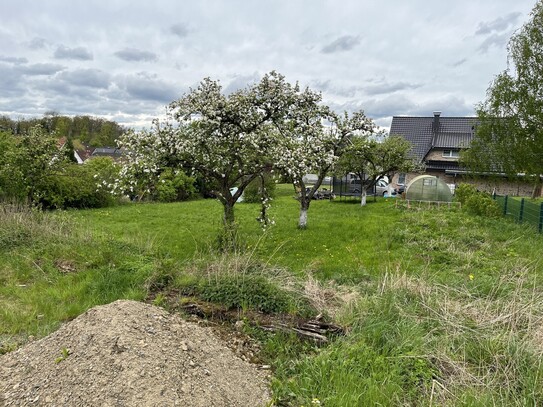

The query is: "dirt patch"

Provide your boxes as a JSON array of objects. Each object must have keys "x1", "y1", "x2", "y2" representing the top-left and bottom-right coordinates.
[{"x1": 0, "y1": 300, "x2": 271, "y2": 406}]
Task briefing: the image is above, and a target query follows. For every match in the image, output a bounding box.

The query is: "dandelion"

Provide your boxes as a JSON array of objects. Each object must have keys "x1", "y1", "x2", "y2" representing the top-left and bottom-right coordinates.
[
  {"x1": 311, "y1": 398, "x2": 321, "y2": 405},
  {"x1": 469, "y1": 274, "x2": 474, "y2": 280}
]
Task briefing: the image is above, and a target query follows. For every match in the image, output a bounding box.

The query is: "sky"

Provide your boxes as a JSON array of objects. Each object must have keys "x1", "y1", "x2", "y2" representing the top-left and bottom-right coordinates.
[{"x1": 0, "y1": 0, "x2": 537, "y2": 130}]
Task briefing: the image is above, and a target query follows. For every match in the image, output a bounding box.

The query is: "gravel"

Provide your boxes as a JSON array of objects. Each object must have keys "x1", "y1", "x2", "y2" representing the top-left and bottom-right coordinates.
[{"x1": 0, "y1": 300, "x2": 270, "y2": 406}]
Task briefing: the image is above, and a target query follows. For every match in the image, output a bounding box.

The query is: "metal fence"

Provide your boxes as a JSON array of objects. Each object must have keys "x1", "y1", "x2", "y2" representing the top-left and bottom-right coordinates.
[{"x1": 493, "y1": 195, "x2": 543, "y2": 233}]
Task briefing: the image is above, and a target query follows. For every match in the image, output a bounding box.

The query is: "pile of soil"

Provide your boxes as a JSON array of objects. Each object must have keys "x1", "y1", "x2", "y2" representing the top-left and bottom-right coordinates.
[{"x1": 0, "y1": 300, "x2": 271, "y2": 406}]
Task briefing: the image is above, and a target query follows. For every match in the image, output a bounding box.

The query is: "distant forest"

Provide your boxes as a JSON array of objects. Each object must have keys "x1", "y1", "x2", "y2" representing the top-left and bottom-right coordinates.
[{"x1": 0, "y1": 113, "x2": 126, "y2": 148}]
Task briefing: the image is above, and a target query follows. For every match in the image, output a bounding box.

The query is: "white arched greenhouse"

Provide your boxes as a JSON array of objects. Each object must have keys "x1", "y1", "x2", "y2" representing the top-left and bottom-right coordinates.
[{"x1": 405, "y1": 175, "x2": 453, "y2": 202}]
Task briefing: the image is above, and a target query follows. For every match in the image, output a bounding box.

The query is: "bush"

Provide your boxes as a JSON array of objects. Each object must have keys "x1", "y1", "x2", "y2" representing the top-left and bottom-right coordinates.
[
  {"x1": 243, "y1": 174, "x2": 276, "y2": 203},
  {"x1": 0, "y1": 131, "x2": 25, "y2": 201},
  {"x1": 155, "y1": 168, "x2": 196, "y2": 202},
  {"x1": 465, "y1": 193, "x2": 502, "y2": 217},
  {"x1": 455, "y1": 183, "x2": 501, "y2": 217},
  {"x1": 454, "y1": 183, "x2": 477, "y2": 205},
  {"x1": 37, "y1": 158, "x2": 119, "y2": 209}
]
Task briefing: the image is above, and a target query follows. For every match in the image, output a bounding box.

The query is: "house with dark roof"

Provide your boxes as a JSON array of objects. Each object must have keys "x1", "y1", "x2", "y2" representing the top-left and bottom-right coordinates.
[
  {"x1": 389, "y1": 111, "x2": 476, "y2": 186},
  {"x1": 91, "y1": 147, "x2": 123, "y2": 159},
  {"x1": 389, "y1": 112, "x2": 538, "y2": 196}
]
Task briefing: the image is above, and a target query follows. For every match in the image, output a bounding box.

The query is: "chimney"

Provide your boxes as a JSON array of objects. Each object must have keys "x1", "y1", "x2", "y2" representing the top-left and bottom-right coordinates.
[{"x1": 433, "y1": 111, "x2": 441, "y2": 132}]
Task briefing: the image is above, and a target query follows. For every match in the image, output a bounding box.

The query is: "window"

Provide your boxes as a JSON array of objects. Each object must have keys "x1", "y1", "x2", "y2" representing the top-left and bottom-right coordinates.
[
  {"x1": 423, "y1": 178, "x2": 437, "y2": 186},
  {"x1": 442, "y1": 150, "x2": 459, "y2": 158}
]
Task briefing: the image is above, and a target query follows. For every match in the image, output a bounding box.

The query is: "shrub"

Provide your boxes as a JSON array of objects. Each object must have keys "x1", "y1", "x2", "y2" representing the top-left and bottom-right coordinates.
[
  {"x1": 455, "y1": 183, "x2": 501, "y2": 217},
  {"x1": 36, "y1": 159, "x2": 119, "y2": 209},
  {"x1": 465, "y1": 193, "x2": 501, "y2": 217},
  {"x1": 454, "y1": 183, "x2": 477, "y2": 205},
  {"x1": 155, "y1": 168, "x2": 196, "y2": 202}
]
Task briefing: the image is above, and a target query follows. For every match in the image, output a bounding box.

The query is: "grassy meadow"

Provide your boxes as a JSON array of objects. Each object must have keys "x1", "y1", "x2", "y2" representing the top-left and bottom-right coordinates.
[{"x1": 2, "y1": 184, "x2": 543, "y2": 406}]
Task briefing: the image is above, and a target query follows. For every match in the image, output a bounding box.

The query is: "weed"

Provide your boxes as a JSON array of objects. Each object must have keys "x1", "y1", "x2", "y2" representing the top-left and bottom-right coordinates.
[{"x1": 55, "y1": 347, "x2": 71, "y2": 364}]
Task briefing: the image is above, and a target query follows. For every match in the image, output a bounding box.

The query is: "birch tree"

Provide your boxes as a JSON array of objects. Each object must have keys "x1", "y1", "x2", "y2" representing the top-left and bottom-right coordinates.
[{"x1": 462, "y1": 1, "x2": 543, "y2": 197}]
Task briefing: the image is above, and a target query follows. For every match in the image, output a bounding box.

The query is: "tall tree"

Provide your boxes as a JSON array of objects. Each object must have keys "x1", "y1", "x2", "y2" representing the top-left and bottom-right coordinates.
[
  {"x1": 118, "y1": 72, "x2": 322, "y2": 244},
  {"x1": 462, "y1": 1, "x2": 543, "y2": 197}
]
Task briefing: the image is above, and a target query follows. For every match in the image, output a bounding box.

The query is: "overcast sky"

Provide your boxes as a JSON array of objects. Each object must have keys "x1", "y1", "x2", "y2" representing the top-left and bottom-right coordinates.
[{"x1": 0, "y1": 0, "x2": 537, "y2": 129}]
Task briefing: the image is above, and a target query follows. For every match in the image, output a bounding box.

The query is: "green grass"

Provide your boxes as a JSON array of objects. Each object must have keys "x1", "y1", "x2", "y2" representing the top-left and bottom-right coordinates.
[
  {"x1": 72, "y1": 184, "x2": 404, "y2": 280},
  {"x1": 2, "y1": 185, "x2": 543, "y2": 405}
]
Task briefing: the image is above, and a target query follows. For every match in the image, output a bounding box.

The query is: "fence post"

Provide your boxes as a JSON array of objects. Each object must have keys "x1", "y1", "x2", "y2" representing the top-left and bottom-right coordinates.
[
  {"x1": 503, "y1": 195, "x2": 508, "y2": 216},
  {"x1": 539, "y1": 203, "x2": 543, "y2": 234},
  {"x1": 519, "y1": 198, "x2": 525, "y2": 223}
]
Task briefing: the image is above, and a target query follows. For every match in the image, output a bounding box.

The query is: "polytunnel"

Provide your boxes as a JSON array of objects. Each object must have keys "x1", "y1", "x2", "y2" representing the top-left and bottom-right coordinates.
[{"x1": 405, "y1": 175, "x2": 453, "y2": 202}]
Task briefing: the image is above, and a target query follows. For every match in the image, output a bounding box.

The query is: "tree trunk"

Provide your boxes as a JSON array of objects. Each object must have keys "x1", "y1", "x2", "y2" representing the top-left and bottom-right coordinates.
[
  {"x1": 298, "y1": 199, "x2": 310, "y2": 229},
  {"x1": 360, "y1": 189, "x2": 367, "y2": 206},
  {"x1": 219, "y1": 199, "x2": 238, "y2": 251},
  {"x1": 532, "y1": 180, "x2": 542, "y2": 199},
  {"x1": 223, "y1": 201, "x2": 235, "y2": 227}
]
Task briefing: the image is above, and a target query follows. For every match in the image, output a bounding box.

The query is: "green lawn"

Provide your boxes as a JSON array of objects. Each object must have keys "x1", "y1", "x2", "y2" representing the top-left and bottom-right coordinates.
[
  {"x1": 72, "y1": 185, "x2": 404, "y2": 280},
  {"x1": 2, "y1": 185, "x2": 543, "y2": 405}
]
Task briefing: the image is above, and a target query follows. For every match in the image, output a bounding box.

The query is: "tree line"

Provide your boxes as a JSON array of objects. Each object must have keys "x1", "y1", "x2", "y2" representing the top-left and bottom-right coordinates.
[{"x1": 0, "y1": 113, "x2": 125, "y2": 148}]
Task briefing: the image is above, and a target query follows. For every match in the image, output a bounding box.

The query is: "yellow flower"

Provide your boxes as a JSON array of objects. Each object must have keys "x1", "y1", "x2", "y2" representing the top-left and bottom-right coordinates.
[
  {"x1": 311, "y1": 398, "x2": 321, "y2": 405},
  {"x1": 469, "y1": 274, "x2": 474, "y2": 281}
]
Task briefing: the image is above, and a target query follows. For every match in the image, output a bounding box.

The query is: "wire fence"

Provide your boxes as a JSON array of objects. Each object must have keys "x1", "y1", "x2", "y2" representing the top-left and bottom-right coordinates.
[{"x1": 493, "y1": 194, "x2": 543, "y2": 234}]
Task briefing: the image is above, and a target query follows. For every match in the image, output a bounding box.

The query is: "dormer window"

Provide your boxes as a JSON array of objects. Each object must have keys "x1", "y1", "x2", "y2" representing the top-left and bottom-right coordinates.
[{"x1": 442, "y1": 150, "x2": 459, "y2": 158}]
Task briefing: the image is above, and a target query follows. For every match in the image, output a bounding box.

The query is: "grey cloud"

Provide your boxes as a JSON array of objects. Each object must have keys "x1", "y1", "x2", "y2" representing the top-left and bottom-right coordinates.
[
  {"x1": 311, "y1": 79, "x2": 332, "y2": 92},
  {"x1": 452, "y1": 58, "x2": 467, "y2": 67},
  {"x1": 328, "y1": 86, "x2": 359, "y2": 98},
  {"x1": 28, "y1": 37, "x2": 47, "y2": 49},
  {"x1": 406, "y1": 97, "x2": 475, "y2": 118},
  {"x1": 0, "y1": 65, "x2": 24, "y2": 96},
  {"x1": 38, "y1": 79, "x2": 71, "y2": 95},
  {"x1": 0, "y1": 96, "x2": 43, "y2": 115},
  {"x1": 223, "y1": 73, "x2": 260, "y2": 95},
  {"x1": 363, "y1": 81, "x2": 421, "y2": 96},
  {"x1": 475, "y1": 12, "x2": 522, "y2": 35},
  {"x1": 321, "y1": 35, "x2": 360, "y2": 54},
  {"x1": 121, "y1": 74, "x2": 180, "y2": 103},
  {"x1": 311, "y1": 79, "x2": 361, "y2": 98},
  {"x1": 170, "y1": 23, "x2": 189, "y2": 38},
  {"x1": 363, "y1": 96, "x2": 417, "y2": 119},
  {"x1": 315, "y1": 79, "x2": 419, "y2": 98},
  {"x1": 330, "y1": 94, "x2": 474, "y2": 122},
  {"x1": 477, "y1": 33, "x2": 508, "y2": 53},
  {"x1": 114, "y1": 48, "x2": 158, "y2": 62},
  {"x1": 21, "y1": 63, "x2": 65, "y2": 76},
  {"x1": 0, "y1": 56, "x2": 28, "y2": 64},
  {"x1": 59, "y1": 69, "x2": 111, "y2": 88},
  {"x1": 54, "y1": 45, "x2": 93, "y2": 60}
]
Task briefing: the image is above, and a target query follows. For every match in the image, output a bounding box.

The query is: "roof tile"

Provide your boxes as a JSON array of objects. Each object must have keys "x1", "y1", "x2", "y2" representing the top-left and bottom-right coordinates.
[{"x1": 390, "y1": 115, "x2": 478, "y2": 161}]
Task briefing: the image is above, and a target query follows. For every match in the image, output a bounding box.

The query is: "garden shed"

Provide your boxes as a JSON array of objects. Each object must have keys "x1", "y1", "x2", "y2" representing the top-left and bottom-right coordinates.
[{"x1": 405, "y1": 175, "x2": 453, "y2": 202}]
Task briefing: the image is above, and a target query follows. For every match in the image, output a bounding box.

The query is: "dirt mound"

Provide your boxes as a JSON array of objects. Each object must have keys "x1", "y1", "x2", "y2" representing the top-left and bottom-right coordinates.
[{"x1": 0, "y1": 300, "x2": 270, "y2": 406}]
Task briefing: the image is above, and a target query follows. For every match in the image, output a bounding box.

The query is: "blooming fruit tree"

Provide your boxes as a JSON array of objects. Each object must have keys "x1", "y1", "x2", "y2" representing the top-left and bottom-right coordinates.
[
  {"x1": 118, "y1": 72, "x2": 330, "y2": 241},
  {"x1": 276, "y1": 108, "x2": 375, "y2": 228},
  {"x1": 337, "y1": 134, "x2": 414, "y2": 206}
]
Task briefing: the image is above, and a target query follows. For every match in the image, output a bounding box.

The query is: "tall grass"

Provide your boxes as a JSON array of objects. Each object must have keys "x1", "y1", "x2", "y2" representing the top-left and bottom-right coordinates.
[
  {"x1": 3, "y1": 187, "x2": 543, "y2": 405},
  {"x1": 0, "y1": 203, "x2": 155, "y2": 353},
  {"x1": 0, "y1": 203, "x2": 72, "y2": 250}
]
